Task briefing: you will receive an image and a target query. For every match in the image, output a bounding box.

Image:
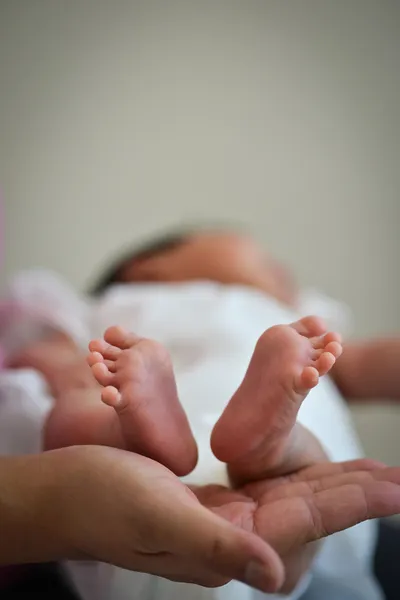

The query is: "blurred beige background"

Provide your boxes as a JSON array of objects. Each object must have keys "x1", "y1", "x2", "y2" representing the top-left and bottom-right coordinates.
[{"x1": 1, "y1": 1, "x2": 399, "y2": 463}]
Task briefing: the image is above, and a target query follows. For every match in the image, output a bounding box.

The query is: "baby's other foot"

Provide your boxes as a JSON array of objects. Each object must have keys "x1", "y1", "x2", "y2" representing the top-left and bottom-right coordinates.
[
  {"x1": 211, "y1": 316, "x2": 342, "y2": 480},
  {"x1": 87, "y1": 326, "x2": 197, "y2": 476}
]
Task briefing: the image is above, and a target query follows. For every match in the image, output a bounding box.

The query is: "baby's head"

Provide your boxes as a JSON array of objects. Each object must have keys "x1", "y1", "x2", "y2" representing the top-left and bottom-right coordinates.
[{"x1": 91, "y1": 228, "x2": 298, "y2": 306}]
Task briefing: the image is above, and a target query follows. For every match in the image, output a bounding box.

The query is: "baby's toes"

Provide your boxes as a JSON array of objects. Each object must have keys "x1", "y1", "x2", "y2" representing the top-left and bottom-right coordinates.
[
  {"x1": 104, "y1": 326, "x2": 140, "y2": 350},
  {"x1": 295, "y1": 366, "x2": 320, "y2": 393},
  {"x1": 290, "y1": 316, "x2": 327, "y2": 338},
  {"x1": 324, "y1": 331, "x2": 342, "y2": 345},
  {"x1": 87, "y1": 350, "x2": 103, "y2": 367},
  {"x1": 311, "y1": 347, "x2": 323, "y2": 361},
  {"x1": 311, "y1": 340, "x2": 342, "y2": 365},
  {"x1": 87, "y1": 351, "x2": 116, "y2": 373},
  {"x1": 91, "y1": 361, "x2": 115, "y2": 387},
  {"x1": 89, "y1": 338, "x2": 122, "y2": 361},
  {"x1": 311, "y1": 331, "x2": 342, "y2": 350},
  {"x1": 315, "y1": 351, "x2": 337, "y2": 376},
  {"x1": 324, "y1": 340, "x2": 343, "y2": 359},
  {"x1": 101, "y1": 385, "x2": 122, "y2": 408}
]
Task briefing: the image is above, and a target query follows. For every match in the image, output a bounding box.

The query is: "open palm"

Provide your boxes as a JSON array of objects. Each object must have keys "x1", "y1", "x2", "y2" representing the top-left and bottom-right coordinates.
[
  {"x1": 192, "y1": 457, "x2": 400, "y2": 591},
  {"x1": 82, "y1": 447, "x2": 400, "y2": 593}
]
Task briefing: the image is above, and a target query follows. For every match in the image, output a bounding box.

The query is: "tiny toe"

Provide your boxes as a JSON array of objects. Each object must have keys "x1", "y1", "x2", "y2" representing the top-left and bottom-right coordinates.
[
  {"x1": 89, "y1": 339, "x2": 121, "y2": 361},
  {"x1": 325, "y1": 341, "x2": 343, "y2": 360},
  {"x1": 310, "y1": 336, "x2": 324, "y2": 350},
  {"x1": 101, "y1": 386, "x2": 121, "y2": 408},
  {"x1": 88, "y1": 339, "x2": 107, "y2": 353},
  {"x1": 101, "y1": 344, "x2": 122, "y2": 361},
  {"x1": 104, "y1": 325, "x2": 140, "y2": 350},
  {"x1": 87, "y1": 351, "x2": 104, "y2": 367},
  {"x1": 290, "y1": 316, "x2": 326, "y2": 338},
  {"x1": 295, "y1": 366, "x2": 319, "y2": 393},
  {"x1": 315, "y1": 352, "x2": 336, "y2": 376},
  {"x1": 324, "y1": 331, "x2": 342, "y2": 345},
  {"x1": 103, "y1": 359, "x2": 117, "y2": 373},
  {"x1": 91, "y1": 362, "x2": 115, "y2": 387},
  {"x1": 311, "y1": 348, "x2": 323, "y2": 360},
  {"x1": 311, "y1": 331, "x2": 342, "y2": 350}
]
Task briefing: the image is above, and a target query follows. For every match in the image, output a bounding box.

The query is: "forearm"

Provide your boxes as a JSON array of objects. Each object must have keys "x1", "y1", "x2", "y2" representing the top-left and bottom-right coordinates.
[
  {"x1": 43, "y1": 389, "x2": 125, "y2": 451},
  {"x1": 332, "y1": 338, "x2": 400, "y2": 401},
  {"x1": 0, "y1": 451, "x2": 78, "y2": 565}
]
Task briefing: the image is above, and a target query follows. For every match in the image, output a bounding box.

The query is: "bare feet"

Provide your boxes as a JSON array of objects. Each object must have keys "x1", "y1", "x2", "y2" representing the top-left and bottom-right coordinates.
[
  {"x1": 87, "y1": 326, "x2": 198, "y2": 476},
  {"x1": 211, "y1": 316, "x2": 343, "y2": 482}
]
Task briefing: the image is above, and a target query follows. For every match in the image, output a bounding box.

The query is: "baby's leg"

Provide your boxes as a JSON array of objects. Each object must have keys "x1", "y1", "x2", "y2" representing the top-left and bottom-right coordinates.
[
  {"x1": 87, "y1": 326, "x2": 198, "y2": 476},
  {"x1": 44, "y1": 387, "x2": 125, "y2": 451},
  {"x1": 211, "y1": 316, "x2": 342, "y2": 483}
]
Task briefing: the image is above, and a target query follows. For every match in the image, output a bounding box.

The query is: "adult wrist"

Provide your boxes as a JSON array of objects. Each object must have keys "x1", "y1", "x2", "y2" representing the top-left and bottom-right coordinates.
[{"x1": 0, "y1": 449, "x2": 83, "y2": 565}]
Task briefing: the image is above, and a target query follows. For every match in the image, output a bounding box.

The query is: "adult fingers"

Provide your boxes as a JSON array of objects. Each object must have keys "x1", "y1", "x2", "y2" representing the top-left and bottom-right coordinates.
[
  {"x1": 291, "y1": 459, "x2": 387, "y2": 482},
  {"x1": 255, "y1": 466, "x2": 400, "y2": 503},
  {"x1": 244, "y1": 458, "x2": 386, "y2": 498},
  {"x1": 255, "y1": 480, "x2": 400, "y2": 555}
]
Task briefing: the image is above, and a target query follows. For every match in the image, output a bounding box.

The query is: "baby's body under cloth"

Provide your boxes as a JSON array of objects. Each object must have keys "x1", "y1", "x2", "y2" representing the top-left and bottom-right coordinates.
[{"x1": 0, "y1": 270, "x2": 384, "y2": 600}]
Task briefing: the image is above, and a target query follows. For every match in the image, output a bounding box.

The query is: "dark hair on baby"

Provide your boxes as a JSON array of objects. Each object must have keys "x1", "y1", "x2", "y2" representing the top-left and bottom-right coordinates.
[
  {"x1": 89, "y1": 229, "x2": 191, "y2": 296},
  {"x1": 89, "y1": 221, "x2": 245, "y2": 296}
]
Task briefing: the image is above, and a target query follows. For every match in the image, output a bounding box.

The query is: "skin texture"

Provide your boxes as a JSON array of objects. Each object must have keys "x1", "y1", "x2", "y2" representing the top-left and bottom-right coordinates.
[
  {"x1": 6, "y1": 231, "x2": 400, "y2": 591},
  {"x1": 0, "y1": 446, "x2": 282, "y2": 591},
  {"x1": 211, "y1": 316, "x2": 342, "y2": 482},
  {"x1": 84, "y1": 321, "x2": 399, "y2": 594},
  {"x1": 2, "y1": 446, "x2": 400, "y2": 594}
]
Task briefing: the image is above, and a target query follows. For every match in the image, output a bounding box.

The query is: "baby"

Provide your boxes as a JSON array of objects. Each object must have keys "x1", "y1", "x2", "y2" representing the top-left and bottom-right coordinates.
[
  {"x1": 4, "y1": 229, "x2": 400, "y2": 600},
  {"x1": 42, "y1": 230, "x2": 400, "y2": 473}
]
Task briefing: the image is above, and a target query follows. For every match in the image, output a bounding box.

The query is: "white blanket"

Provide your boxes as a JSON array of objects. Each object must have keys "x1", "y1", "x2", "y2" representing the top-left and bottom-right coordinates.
[{"x1": 0, "y1": 271, "x2": 383, "y2": 600}]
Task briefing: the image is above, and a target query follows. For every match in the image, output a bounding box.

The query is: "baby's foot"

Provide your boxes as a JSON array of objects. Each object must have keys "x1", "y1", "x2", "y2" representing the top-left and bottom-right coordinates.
[
  {"x1": 211, "y1": 316, "x2": 342, "y2": 481},
  {"x1": 87, "y1": 326, "x2": 198, "y2": 476}
]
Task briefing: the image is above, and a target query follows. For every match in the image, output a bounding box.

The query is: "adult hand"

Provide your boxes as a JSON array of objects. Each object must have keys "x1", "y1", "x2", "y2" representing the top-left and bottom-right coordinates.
[
  {"x1": 4, "y1": 446, "x2": 400, "y2": 594},
  {"x1": 223, "y1": 423, "x2": 329, "y2": 592},
  {"x1": 223, "y1": 423, "x2": 395, "y2": 593},
  {"x1": 26, "y1": 445, "x2": 284, "y2": 592},
  {"x1": 215, "y1": 422, "x2": 396, "y2": 593},
  {"x1": 47, "y1": 446, "x2": 400, "y2": 593},
  {"x1": 195, "y1": 456, "x2": 400, "y2": 592}
]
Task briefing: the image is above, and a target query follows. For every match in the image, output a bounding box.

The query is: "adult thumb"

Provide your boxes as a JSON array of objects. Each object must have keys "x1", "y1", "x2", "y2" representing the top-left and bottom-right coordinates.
[{"x1": 160, "y1": 499, "x2": 285, "y2": 593}]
